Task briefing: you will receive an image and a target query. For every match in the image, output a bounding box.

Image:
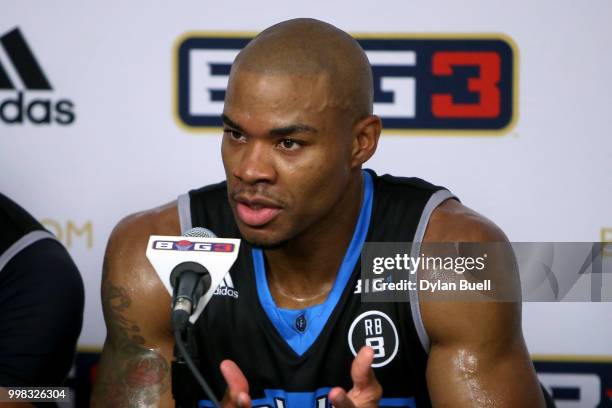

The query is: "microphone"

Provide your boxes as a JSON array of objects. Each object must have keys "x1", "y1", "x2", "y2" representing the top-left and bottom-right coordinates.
[
  {"x1": 145, "y1": 227, "x2": 241, "y2": 327},
  {"x1": 170, "y1": 227, "x2": 217, "y2": 332},
  {"x1": 146, "y1": 227, "x2": 240, "y2": 408}
]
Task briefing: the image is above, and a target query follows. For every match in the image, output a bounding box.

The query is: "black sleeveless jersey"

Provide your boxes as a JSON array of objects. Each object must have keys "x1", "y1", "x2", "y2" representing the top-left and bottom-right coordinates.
[
  {"x1": 176, "y1": 169, "x2": 456, "y2": 408},
  {"x1": 0, "y1": 194, "x2": 84, "y2": 394}
]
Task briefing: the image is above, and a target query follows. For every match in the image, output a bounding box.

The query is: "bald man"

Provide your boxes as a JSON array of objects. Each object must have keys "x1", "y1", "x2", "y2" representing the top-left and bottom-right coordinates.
[{"x1": 91, "y1": 19, "x2": 547, "y2": 408}]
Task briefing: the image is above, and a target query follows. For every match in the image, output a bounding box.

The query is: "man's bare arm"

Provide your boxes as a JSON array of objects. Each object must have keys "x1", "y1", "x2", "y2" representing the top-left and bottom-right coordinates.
[
  {"x1": 91, "y1": 205, "x2": 179, "y2": 407},
  {"x1": 422, "y1": 200, "x2": 545, "y2": 407}
]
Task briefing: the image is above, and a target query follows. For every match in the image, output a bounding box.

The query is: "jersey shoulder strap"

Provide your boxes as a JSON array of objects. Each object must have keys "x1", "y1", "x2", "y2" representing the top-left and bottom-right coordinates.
[
  {"x1": 0, "y1": 194, "x2": 58, "y2": 274},
  {"x1": 368, "y1": 170, "x2": 457, "y2": 243},
  {"x1": 367, "y1": 170, "x2": 458, "y2": 352},
  {"x1": 179, "y1": 181, "x2": 240, "y2": 238}
]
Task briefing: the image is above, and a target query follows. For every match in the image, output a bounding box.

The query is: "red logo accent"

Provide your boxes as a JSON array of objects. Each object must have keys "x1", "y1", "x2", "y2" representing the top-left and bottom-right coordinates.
[{"x1": 432, "y1": 51, "x2": 501, "y2": 118}]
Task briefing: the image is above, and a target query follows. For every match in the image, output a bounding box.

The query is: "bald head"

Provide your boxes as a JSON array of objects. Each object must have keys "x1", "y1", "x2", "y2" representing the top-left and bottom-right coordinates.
[{"x1": 228, "y1": 18, "x2": 374, "y2": 122}]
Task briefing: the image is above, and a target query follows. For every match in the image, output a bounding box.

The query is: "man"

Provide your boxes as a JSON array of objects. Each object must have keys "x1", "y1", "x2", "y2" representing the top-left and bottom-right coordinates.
[
  {"x1": 92, "y1": 18, "x2": 547, "y2": 407},
  {"x1": 0, "y1": 193, "x2": 84, "y2": 407}
]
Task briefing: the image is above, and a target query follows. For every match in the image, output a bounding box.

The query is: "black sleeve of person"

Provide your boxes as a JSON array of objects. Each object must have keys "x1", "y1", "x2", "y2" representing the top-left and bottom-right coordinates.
[{"x1": 0, "y1": 238, "x2": 84, "y2": 388}]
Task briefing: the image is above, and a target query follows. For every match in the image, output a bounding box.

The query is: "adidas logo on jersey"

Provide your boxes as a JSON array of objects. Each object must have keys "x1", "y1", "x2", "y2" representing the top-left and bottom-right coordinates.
[{"x1": 214, "y1": 274, "x2": 239, "y2": 299}]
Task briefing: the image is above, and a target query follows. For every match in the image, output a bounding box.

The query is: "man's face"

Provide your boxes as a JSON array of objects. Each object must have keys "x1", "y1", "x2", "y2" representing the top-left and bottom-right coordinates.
[{"x1": 221, "y1": 69, "x2": 355, "y2": 247}]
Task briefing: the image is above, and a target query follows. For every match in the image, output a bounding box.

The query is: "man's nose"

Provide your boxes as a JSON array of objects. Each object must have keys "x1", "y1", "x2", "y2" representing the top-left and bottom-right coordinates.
[{"x1": 233, "y1": 141, "x2": 276, "y2": 185}]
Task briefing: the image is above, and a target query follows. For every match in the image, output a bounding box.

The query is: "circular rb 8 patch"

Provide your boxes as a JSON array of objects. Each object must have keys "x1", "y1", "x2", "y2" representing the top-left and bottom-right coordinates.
[{"x1": 347, "y1": 310, "x2": 399, "y2": 368}]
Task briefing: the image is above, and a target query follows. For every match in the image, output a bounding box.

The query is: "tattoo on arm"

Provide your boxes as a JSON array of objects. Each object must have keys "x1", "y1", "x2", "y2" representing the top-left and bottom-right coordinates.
[{"x1": 92, "y1": 259, "x2": 170, "y2": 407}]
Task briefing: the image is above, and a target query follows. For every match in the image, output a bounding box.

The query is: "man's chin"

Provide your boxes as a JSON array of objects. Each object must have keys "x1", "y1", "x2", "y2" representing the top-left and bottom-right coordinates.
[
  {"x1": 246, "y1": 238, "x2": 288, "y2": 250},
  {"x1": 238, "y1": 227, "x2": 289, "y2": 250}
]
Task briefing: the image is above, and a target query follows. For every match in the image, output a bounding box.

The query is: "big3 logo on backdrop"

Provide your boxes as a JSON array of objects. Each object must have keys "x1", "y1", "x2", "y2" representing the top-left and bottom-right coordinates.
[
  {"x1": 174, "y1": 33, "x2": 517, "y2": 134},
  {"x1": 0, "y1": 27, "x2": 75, "y2": 125}
]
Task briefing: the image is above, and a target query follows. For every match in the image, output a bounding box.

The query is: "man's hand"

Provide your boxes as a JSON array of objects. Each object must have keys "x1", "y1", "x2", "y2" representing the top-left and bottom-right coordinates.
[
  {"x1": 328, "y1": 346, "x2": 382, "y2": 408},
  {"x1": 220, "y1": 360, "x2": 252, "y2": 408},
  {"x1": 220, "y1": 347, "x2": 382, "y2": 408}
]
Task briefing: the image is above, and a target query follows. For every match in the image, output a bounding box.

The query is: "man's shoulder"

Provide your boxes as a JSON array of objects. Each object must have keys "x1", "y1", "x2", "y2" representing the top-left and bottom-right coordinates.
[
  {"x1": 420, "y1": 199, "x2": 522, "y2": 353},
  {"x1": 104, "y1": 201, "x2": 180, "y2": 284},
  {"x1": 114, "y1": 200, "x2": 181, "y2": 239},
  {"x1": 0, "y1": 193, "x2": 45, "y2": 255},
  {"x1": 425, "y1": 198, "x2": 508, "y2": 243}
]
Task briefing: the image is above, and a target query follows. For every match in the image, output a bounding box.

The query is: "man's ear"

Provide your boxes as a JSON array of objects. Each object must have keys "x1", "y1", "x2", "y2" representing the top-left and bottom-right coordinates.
[{"x1": 351, "y1": 115, "x2": 382, "y2": 168}]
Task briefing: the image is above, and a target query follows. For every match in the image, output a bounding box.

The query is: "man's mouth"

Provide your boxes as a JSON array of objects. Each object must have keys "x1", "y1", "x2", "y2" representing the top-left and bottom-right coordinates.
[{"x1": 234, "y1": 197, "x2": 282, "y2": 227}]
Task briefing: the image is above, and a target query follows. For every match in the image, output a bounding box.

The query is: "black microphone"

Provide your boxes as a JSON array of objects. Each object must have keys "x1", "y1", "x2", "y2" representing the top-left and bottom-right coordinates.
[
  {"x1": 170, "y1": 227, "x2": 216, "y2": 333},
  {"x1": 167, "y1": 227, "x2": 221, "y2": 407},
  {"x1": 147, "y1": 226, "x2": 239, "y2": 407}
]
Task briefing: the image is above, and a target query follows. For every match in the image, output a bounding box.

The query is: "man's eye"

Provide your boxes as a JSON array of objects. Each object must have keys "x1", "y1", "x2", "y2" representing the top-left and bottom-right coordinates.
[
  {"x1": 279, "y1": 139, "x2": 301, "y2": 150},
  {"x1": 224, "y1": 130, "x2": 243, "y2": 140}
]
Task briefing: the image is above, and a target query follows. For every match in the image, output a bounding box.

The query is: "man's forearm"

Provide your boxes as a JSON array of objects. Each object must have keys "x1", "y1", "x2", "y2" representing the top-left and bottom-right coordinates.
[{"x1": 92, "y1": 277, "x2": 171, "y2": 407}]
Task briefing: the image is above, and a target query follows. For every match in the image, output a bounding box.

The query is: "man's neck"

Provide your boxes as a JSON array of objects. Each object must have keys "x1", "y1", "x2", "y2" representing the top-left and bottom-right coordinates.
[{"x1": 264, "y1": 171, "x2": 365, "y2": 309}]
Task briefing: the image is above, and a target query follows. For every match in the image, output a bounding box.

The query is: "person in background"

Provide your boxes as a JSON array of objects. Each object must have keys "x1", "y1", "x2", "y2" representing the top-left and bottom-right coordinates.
[{"x1": 0, "y1": 193, "x2": 84, "y2": 407}]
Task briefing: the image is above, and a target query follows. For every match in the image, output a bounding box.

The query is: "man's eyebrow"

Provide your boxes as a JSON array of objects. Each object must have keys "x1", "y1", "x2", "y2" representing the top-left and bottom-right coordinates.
[
  {"x1": 269, "y1": 124, "x2": 318, "y2": 137},
  {"x1": 221, "y1": 114, "x2": 244, "y2": 132},
  {"x1": 221, "y1": 114, "x2": 317, "y2": 136}
]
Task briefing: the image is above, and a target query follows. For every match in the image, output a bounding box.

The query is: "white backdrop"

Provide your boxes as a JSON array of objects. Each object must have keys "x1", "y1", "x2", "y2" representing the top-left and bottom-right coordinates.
[{"x1": 1, "y1": 0, "x2": 610, "y2": 358}]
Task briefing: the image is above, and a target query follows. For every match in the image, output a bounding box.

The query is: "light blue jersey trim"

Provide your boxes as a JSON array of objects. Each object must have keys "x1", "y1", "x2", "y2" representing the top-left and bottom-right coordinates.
[
  {"x1": 199, "y1": 388, "x2": 415, "y2": 407},
  {"x1": 252, "y1": 170, "x2": 374, "y2": 356}
]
